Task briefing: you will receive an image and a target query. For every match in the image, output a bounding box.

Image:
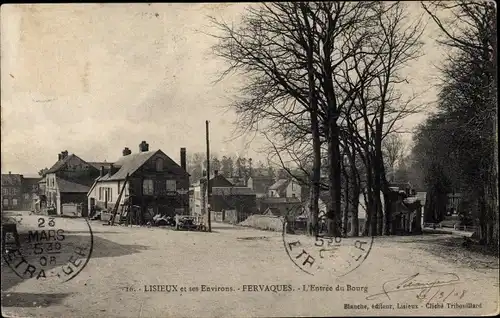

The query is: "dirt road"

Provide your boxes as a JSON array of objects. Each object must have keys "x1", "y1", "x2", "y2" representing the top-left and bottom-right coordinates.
[{"x1": 2, "y1": 211, "x2": 499, "y2": 317}]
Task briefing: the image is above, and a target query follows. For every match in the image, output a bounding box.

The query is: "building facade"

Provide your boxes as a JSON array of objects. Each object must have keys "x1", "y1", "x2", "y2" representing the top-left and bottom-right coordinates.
[
  {"x1": 87, "y1": 142, "x2": 190, "y2": 223},
  {"x1": 247, "y1": 175, "x2": 275, "y2": 198},
  {"x1": 21, "y1": 177, "x2": 42, "y2": 210},
  {"x1": 43, "y1": 150, "x2": 100, "y2": 215},
  {"x1": 268, "y1": 179, "x2": 302, "y2": 199},
  {"x1": 1, "y1": 173, "x2": 23, "y2": 210}
]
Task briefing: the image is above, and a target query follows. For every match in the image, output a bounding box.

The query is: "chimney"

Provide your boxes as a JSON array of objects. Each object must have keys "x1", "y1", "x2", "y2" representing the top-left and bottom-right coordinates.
[
  {"x1": 109, "y1": 163, "x2": 115, "y2": 175},
  {"x1": 58, "y1": 154, "x2": 62, "y2": 161},
  {"x1": 8, "y1": 171, "x2": 11, "y2": 174},
  {"x1": 100, "y1": 166, "x2": 105, "y2": 177},
  {"x1": 180, "y1": 147, "x2": 186, "y2": 171},
  {"x1": 139, "y1": 141, "x2": 149, "y2": 152},
  {"x1": 123, "y1": 147, "x2": 132, "y2": 156},
  {"x1": 61, "y1": 150, "x2": 68, "y2": 159}
]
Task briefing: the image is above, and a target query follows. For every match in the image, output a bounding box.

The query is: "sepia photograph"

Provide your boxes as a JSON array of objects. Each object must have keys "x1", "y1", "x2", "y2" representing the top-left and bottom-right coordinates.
[{"x1": 1, "y1": 2, "x2": 498, "y2": 317}]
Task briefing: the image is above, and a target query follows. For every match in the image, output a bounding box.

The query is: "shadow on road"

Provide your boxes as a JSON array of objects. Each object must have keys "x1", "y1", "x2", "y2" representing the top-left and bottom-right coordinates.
[
  {"x1": 387, "y1": 234, "x2": 499, "y2": 270},
  {"x1": 1, "y1": 292, "x2": 72, "y2": 308},
  {"x1": 2, "y1": 231, "x2": 149, "y2": 292}
]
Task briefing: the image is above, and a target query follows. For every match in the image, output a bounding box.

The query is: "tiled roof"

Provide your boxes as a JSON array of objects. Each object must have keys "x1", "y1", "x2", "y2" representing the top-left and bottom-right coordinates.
[
  {"x1": 1, "y1": 174, "x2": 22, "y2": 186},
  {"x1": 96, "y1": 150, "x2": 187, "y2": 182},
  {"x1": 97, "y1": 151, "x2": 157, "y2": 181},
  {"x1": 46, "y1": 154, "x2": 74, "y2": 174},
  {"x1": 88, "y1": 162, "x2": 114, "y2": 170},
  {"x1": 56, "y1": 177, "x2": 90, "y2": 193},
  {"x1": 264, "y1": 207, "x2": 281, "y2": 216},
  {"x1": 268, "y1": 179, "x2": 289, "y2": 191},
  {"x1": 249, "y1": 175, "x2": 275, "y2": 194},
  {"x1": 209, "y1": 175, "x2": 234, "y2": 188},
  {"x1": 23, "y1": 177, "x2": 41, "y2": 189},
  {"x1": 212, "y1": 187, "x2": 255, "y2": 196}
]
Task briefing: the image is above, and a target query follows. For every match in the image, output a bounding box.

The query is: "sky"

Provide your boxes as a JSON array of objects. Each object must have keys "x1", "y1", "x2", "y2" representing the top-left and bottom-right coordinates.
[{"x1": 1, "y1": 3, "x2": 445, "y2": 176}]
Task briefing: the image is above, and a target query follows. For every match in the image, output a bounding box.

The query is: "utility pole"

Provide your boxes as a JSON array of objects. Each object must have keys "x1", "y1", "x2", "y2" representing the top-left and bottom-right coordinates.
[{"x1": 206, "y1": 120, "x2": 212, "y2": 232}]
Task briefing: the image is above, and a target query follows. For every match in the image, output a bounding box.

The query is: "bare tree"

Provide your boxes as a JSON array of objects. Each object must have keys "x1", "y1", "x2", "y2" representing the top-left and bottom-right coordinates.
[
  {"x1": 382, "y1": 133, "x2": 407, "y2": 182},
  {"x1": 422, "y1": 0, "x2": 497, "y2": 246},
  {"x1": 337, "y1": 2, "x2": 425, "y2": 236},
  {"x1": 209, "y1": 2, "x2": 425, "y2": 238},
  {"x1": 208, "y1": 3, "x2": 324, "y2": 235}
]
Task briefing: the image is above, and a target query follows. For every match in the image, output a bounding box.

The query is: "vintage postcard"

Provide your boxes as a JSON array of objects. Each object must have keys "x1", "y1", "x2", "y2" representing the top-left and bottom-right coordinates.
[{"x1": 1, "y1": 2, "x2": 499, "y2": 317}]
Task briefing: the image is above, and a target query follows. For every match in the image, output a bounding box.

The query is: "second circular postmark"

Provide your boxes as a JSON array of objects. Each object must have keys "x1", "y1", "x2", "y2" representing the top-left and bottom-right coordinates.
[
  {"x1": 3, "y1": 214, "x2": 93, "y2": 283},
  {"x1": 282, "y1": 212, "x2": 374, "y2": 277}
]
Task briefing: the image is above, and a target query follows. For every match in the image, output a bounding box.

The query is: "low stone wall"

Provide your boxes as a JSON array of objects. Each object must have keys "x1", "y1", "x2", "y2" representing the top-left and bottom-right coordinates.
[{"x1": 239, "y1": 215, "x2": 285, "y2": 232}]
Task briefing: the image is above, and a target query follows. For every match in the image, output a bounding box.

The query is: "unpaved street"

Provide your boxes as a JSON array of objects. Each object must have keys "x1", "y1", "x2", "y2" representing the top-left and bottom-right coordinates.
[{"x1": 2, "y1": 211, "x2": 499, "y2": 317}]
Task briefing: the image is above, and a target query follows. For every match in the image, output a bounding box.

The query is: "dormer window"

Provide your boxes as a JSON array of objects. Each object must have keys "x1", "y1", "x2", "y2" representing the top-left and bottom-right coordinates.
[{"x1": 155, "y1": 158, "x2": 164, "y2": 171}]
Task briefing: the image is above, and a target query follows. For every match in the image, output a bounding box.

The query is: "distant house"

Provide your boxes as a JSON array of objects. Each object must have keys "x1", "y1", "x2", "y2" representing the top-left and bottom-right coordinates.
[
  {"x1": 247, "y1": 175, "x2": 275, "y2": 198},
  {"x1": 389, "y1": 181, "x2": 413, "y2": 195},
  {"x1": 211, "y1": 186, "x2": 257, "y2": 221},
  {"x1": 268, "y1": 179, "x2": 302, "y2": 199},
  {"x1": 301, "y1": 191, "x2": 369, "y2": 236},
  {"x1": 43, "y1": 150, "x2": 100, "y2": 216},
  {"x1": 225, "y1": 176, "x2": 246, "y2": 187},
  {"x1": 390, "y1": 191, "x2": 423, "y2": 235},
  {"x1": 257, "y1": 197, "x2": 302, "y2": 216},
  {"x1": 21, "y1": 176, "x2": 41, "y2": 210},
  {"x1": 1, "y1": 172, "x2": 23, "y2": 210},
  {"x1": 190, "y1": 170, "x2": 234, "y2": 216},
  {"x1": 209, "y1": 171, "x2": 234, "y2": 188},
  {"x1": 188, "y1": 187, "x2": 197, "y2": 216},
  {"x1": 87, "y1": 142, "x2": 190, "y2": 223}
]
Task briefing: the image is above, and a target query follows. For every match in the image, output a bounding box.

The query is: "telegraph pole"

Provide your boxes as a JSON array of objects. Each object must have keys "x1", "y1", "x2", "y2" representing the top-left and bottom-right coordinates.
[{"x1": 206, "y1": 120, "x2": 212, "y2": 232}]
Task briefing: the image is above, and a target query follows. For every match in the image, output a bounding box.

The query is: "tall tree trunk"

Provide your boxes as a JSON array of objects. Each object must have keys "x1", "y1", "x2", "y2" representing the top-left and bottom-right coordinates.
[
  {"x1": 327, "y1": 122, "x2": 342, "y2": 237},
  {"x1": 342, "y1": 159, "x2": 349, "y2": 237},
  {"x1": 374, "y1": 122, "x2": 384, "y2": 236},
  {"x1": 301, "y1": 4, "x2": 320, "y2": 237},
  {"x1": 380, "y1": 159, "x2": 392, "y2": 235},
  {"x1": 350, "y1": 157, "x2": 361, "y2": 237},
  {"x1": 345, "y1": 134, "x2": 361, "y2": 237},
  {"x1": 370, "y1": 157, "x2": 381, "y2": 236},
  {"x1": 491, "y1": 5, "x2": 499, "y2": 248}
]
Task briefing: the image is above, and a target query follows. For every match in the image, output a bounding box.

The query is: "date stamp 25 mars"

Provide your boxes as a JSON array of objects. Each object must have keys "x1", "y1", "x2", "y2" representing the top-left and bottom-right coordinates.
[{"x1": 3, "y1": 215, "x2": 93, "y2": 283}]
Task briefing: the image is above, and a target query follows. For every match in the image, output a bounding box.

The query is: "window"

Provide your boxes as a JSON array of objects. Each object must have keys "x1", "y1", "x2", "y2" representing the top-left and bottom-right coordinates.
[
  {"x1": 3, "y1": 199, "x2": 8, "y2": 207},
  {"x1": 155, "y1": 158, "x2": 164, "y2": 171},
  {"x1": 2, "y1": 188, "x2": 7, "y2": 195},
  {"x1": 106, "y1": 188, "x2": 113, "y2": 202},
  {"x1": 166, "y1": 180, "x2": 176, "y2": 192},
  {"x1": 143, "y1": 179, "x2": 154, "y2": 195},
  {"x1": 98, "y1": 187, "x2": 113, "y2": 202},
  {"x1": 12, "y1": 199, "x2": 18, "y2": 206}
]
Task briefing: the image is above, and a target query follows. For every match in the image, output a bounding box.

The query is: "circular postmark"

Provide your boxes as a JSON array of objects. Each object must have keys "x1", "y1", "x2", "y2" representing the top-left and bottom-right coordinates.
[
  {"x1": 282, "y1": 210, "x2": 373, "y2": 277},
  {"x1": 3, "y1": 214, "x2": 93, "y2": 283}
]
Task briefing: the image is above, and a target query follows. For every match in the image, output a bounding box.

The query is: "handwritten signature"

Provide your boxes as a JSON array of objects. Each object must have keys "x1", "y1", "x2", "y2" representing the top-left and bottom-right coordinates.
[{"x1": 366, "y1": 272, "x2": 465, "y2": 302}]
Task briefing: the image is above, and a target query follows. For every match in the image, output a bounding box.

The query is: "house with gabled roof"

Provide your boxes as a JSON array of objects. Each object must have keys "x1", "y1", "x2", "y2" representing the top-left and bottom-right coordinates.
[
  {"x1": 87, "y1": 142, "x2": 189, "y2": 223},
  {"x1": 247, "y1": 175, "x2": 275, "y2": 198},
  {"x1": 268, "y1": 178, "x2": 302, "y2": 199},
  {"x1": 43, "y1": 150, "x2": 101, "y2": 216}
]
